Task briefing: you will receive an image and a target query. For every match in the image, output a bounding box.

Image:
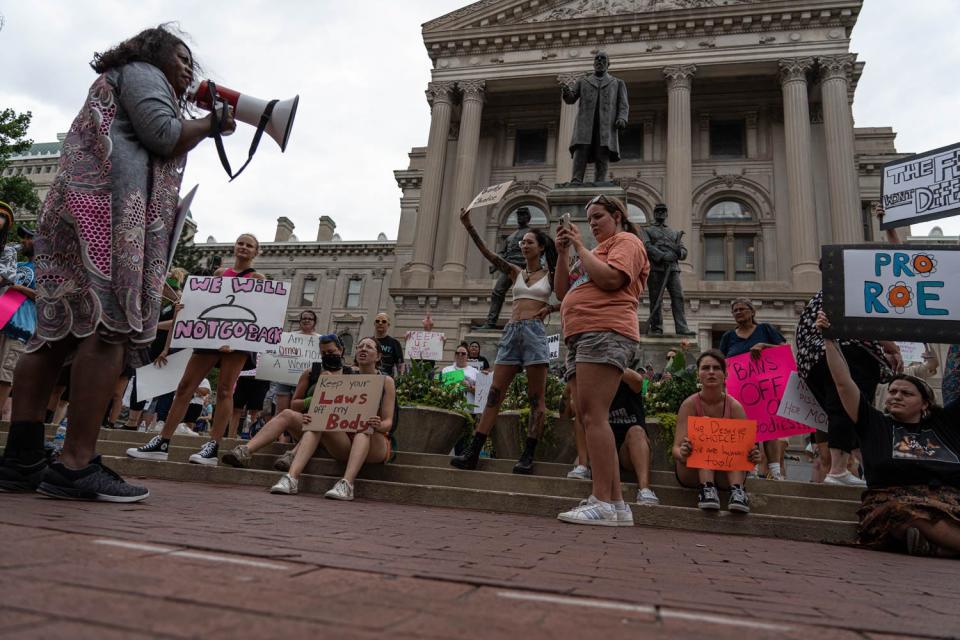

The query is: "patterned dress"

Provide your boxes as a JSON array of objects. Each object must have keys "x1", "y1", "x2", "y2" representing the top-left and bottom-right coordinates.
[{"x1": 28, "y1": 62, "x2": 185, "y2": 359}]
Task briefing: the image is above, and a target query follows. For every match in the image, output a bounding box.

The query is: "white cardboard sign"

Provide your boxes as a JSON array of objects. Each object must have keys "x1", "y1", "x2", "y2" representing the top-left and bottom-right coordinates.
[
  {"x1": 897, "y1": 342, "x2": 927, "y2": 364},
  {"x1": 842, "y1": 249, "x2": 959, "y2": 321},
  {"x1": 404, "y1": 331, "x2": 445, "y2": 361},
  {"x1": 467, "y1": 180, "x2": 513, "y2": 211},
  {"x1": 776, "y1": 371, "x2": 828, "y2": 432},
  {"x1": 135, "y1": 349, "x2": 194, "y2": 401},
  {"x1": 473, "y1": 371, "x2": 493, "y2": 415},
  {"x1": 881, "y1": 142, "x2": 960, "y2": 229},
  {"x1": 256, "y1": 332, "x2": 321, "y2": 385},
  {"x1": 170, "y1": 276, "x2": 291, "y2": 352},
  {"x1": 547, "y1": 334, "x2": 561, "y2": 361}
]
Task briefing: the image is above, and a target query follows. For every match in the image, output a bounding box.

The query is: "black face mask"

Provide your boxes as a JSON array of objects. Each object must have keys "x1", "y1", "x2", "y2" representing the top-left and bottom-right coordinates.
[{"x1": 322, "y1": 353, "x2": 343, "y2": 371}]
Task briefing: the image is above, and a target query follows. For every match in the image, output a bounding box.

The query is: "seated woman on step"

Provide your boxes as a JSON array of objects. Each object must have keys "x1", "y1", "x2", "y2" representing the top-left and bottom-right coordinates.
[
  {"x1": 816, "y1": 311, "x2": 960, "y2": 558},
  {"x1": 221, "y1": 334, "x2": 350, "y2": 471},
  {"x1": 673, "y1": 350, "x2": 761, "y2": 514},
  {"x1": 451, "y1": 208, "x2": 557, "y2": 474},
  {"x1": 271, "y1": 336, "x2": 396, "y2": 501}
]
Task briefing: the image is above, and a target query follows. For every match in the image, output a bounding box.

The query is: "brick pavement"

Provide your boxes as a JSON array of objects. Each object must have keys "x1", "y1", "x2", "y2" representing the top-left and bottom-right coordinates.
[{"x1": 0, "y1": 478, "x2": 957, "y2": 639}]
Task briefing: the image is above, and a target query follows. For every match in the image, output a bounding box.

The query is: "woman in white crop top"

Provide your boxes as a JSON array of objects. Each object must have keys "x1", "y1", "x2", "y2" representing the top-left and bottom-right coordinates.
[{"x1": 453, "y1": 208, "x2": 558, "y2": 474}]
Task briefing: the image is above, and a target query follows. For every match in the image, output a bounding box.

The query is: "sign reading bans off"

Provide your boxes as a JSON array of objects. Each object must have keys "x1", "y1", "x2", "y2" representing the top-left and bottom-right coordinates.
[
  {"x1": 305, "y1": 375, "x2": 384, "y2": 433},
  {"x1": 685, "y1": 416, "x2": 757, "y2": 472}
]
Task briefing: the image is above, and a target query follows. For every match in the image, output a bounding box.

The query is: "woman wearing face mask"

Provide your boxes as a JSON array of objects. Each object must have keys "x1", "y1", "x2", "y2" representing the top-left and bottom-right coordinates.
[
  {"x1": 127, "y1": 233, "x2": 262, "y2": 466},
  {"x1": 816, "y1": 311, "x2": 960, "y2": 557},
  {"x1": 673, "y1": 350, "x2": 762, "y2": 513},
  {"x1": 0, "y1": 25, "x2": 236, "y2": 501},
  {"x1": 271, "y1": 336, "x2": 395, "y2": 499}
]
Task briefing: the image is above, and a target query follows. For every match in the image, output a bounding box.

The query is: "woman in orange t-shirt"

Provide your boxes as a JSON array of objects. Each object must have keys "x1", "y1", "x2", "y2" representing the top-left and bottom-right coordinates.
[{"x1": 554, "y1": 194, "x2": 650, "y2": 527}]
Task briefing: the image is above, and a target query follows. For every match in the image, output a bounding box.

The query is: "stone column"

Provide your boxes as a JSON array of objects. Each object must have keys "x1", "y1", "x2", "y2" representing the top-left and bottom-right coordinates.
[
  {"x1": 555, "y1": 73, "x2": 579, "y2": 183},
  {"x1": 779, "y1": 58, "x2": 820, "y2": 290},
  {"x1": 819, "y1": 54, "x2": 862, "y2": 243},
  {"x1": 438, "y1": 80, "x2": 486, "y2": 287},
  {"x1": 663, "y1": 65, "x2": 697, "y2": 276},
  {"x1": 406, "y1": 81, "x2": 456, "y2": 288}
]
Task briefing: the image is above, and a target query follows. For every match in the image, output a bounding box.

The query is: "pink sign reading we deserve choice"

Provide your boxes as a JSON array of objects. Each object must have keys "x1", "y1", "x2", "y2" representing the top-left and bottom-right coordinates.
[{"x1": 725, "y1": 345, "x2": 815, "y2": 442}]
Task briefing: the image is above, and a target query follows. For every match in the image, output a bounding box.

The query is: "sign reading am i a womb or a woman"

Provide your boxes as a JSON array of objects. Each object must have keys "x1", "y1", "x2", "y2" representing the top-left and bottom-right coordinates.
[
  {"x1": 821, "y1": 244, "x2": 960, "y2": 342},
  {"x1": 171, "y1": 276, "x2": 291, "y2": 352}
]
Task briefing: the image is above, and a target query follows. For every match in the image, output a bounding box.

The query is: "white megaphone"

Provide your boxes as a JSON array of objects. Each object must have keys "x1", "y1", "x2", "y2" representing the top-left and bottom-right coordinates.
[{"x1": 192, "y1": 80, "x2": 299, "y2": 152}]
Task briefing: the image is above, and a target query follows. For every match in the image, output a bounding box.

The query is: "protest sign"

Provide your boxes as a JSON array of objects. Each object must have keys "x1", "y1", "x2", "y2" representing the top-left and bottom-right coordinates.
[
  {"x1": 467, "y1": 180, "x2": 513, "y2": 211},
  {"x1": 776, "y1": 371, "x2": 828, "y2": 432},
  {"x1": 256, "y1": 332, "x2": 321, "y2": 385},
  {"x1": 897, "y1": 342, "x2": 926, "y2": 364},
  {"x1": 170, "y1": 276, "x2": 290, "y2": 352},
  {"x1": 304, "y1": 374, "x2": 385, "y2": 433},
  {"x1": 880, "y1": 142, "x2": 960, "y2": 229},
  {"x1": 441, "y1": 368, "x2": 466, "y2": 386},
  {"x1": 547, "y1": 334, "x2": 561, "y2": 361},
  {"x1": 473, "y1": 371, "x2": 493, "y2": 414},
  {"x1": 135, "y1": 349, "x2": 194, "y2": 400},
  {"x1": 725, "y1": 345, "x2": 815, "y2": 442},
  {"x1": 821, "y1": 244, "x2": 960, "y2": 342},
  {"x1": 0, "y1": 289, "x2": 26, "y2": 331},
  {"x1": 404, "y1": 331, "x2": 444, "y2": 361},
  {"x1": 685, "y1": 416, "x2": 757, "y2": 472}
]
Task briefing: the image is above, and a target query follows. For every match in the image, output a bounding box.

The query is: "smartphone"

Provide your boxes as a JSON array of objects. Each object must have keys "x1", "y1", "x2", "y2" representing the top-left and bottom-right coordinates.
[{"x1": 560, "y1": 213, "x2": 572, "y2": 229}]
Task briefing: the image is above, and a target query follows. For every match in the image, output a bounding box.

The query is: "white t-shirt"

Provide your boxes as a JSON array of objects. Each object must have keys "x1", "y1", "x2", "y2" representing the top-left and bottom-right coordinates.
[
  {"x1": 191, "y1": 379, "x2": 212, "y2": 405},
  {"x1": 440, "y1": 364, "x2": 479, "y2": 407}
]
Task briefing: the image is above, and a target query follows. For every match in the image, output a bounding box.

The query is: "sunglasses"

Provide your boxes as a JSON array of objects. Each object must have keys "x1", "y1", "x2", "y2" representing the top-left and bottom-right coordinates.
[
  {"x1": 374, "y1": 319, "x2": 389, "y2": 324},
  {"x1": 455, "y1": 351, "x2": 468, "y2": 356},
  {"x1": 585, "y1": 194, "x2": 622, "y2": 213}
]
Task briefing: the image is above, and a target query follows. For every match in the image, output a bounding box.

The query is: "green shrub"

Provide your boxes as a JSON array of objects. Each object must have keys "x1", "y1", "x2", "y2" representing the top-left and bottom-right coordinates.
[
  {"x1": 497, "y1": 372, "x2": 565, "y2": 450},
  {"x1": 644, "y1": 368, "x2": 698, "y2": 414},
  {"x1": 653, "y1": 412, "x2": 678, "y2": 461},
  {"x1": 395, "y1": 360, "x2": 474, "y2": 425}
]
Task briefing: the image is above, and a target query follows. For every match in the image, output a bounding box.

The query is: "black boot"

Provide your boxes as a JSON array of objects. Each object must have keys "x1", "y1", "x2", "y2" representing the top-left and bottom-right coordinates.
[
  {"x1": 513, "y1": 437, "x2": 538, "y2": 475},
  {"x1": 451, "y1": 432, "x2": 486, "y2": 470}
]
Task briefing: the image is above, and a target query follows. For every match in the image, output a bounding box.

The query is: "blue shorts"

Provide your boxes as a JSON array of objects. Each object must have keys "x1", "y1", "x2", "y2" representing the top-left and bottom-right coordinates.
[{"x1": 495, "y1": 319, "x2": 550, "y2": 367}]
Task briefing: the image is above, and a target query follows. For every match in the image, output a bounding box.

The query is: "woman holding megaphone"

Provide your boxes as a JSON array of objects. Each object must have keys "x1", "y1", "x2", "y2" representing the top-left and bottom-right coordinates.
[{"x1": 0, "y1": 25, "x2": 236, "y2": 502}]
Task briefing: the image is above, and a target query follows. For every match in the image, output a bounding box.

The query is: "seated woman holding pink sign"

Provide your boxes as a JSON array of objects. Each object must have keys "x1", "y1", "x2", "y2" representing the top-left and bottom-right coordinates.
[
  {"x1": 816, "y1": 311, "x2": 960, "y2": 558},
  {"x1": 673, "y1": 350, "x2": 761, "y2": 513},
  {"x1": 271, "y1": 336, "x2": 396, "y2": 501}
]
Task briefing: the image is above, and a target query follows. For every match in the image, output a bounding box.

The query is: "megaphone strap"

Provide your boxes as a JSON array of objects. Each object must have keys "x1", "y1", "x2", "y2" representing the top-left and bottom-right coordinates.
[{"x1": 206, "y1": 81, "x2": 278, "y2": 182}]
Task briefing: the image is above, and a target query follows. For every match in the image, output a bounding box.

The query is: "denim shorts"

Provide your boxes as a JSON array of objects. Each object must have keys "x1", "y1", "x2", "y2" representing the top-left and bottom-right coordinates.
[
  {"x1": 269, "y1": 381, "x2": 297, "y2": 396},
  {"x1": 564, "y1": 331, "x2": 638, "y2": 381},
  {"x1": 495, "y1": 319, "x2": 550, "y2": 366}
]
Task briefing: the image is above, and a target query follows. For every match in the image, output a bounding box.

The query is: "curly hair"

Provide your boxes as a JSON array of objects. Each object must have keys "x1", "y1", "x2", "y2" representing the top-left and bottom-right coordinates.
[{"x1": 90, "y1": 24, "x2": 201, "y2": 102}]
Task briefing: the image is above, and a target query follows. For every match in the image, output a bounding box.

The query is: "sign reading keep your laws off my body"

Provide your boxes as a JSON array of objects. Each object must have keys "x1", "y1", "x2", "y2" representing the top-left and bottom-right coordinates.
[{"x1": 821, "y1": 244, "x2": 960, "y2": 342}]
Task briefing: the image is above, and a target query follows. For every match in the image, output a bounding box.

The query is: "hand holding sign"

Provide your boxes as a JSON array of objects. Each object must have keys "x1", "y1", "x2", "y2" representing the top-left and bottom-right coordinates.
[
  {"x1": 685, "y1": 416, "x2": 757, "y2": 472},
  {"x1": 466, "y1": 181, "x2": 513, "y2": 211}
]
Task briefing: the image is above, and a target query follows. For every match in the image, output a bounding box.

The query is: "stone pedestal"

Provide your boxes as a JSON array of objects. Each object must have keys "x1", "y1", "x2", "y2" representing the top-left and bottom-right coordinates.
[
  {"x1": 635, "y1": 335, "x2": 700, "y2": 373},
  {"x1": 547, "y1": 184, "x2": 627, "y2": 250}
]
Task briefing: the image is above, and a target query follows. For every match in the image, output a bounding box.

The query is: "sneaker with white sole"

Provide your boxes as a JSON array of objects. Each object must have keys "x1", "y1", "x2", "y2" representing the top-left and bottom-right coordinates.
[
  {"x1": 273, "y1": 449, "x2": 295, "y2": 472},
  {"x1": 126, "y1": 435, "x2": 169, "y2": 461},
  {"x1": 222, "y1": 444, "x2": 251, "y2": 468},
  {"x1": 566, "y1": 464, "x2": 592, "y2": 480},
  {"x1": 697, "y1": 483, "x2": 721, "y2": 510},
  {"x1": 147, "y1": 421, "x2": 164, "y2": 433},
  {"x1": 37, "y1": 456, "x2": 149, "y2": 503},
  {"x1": 188, "y1": 440, "x2": 219, "y2": 466},
  {"x1": 613, "y1": 502, "x2": 634, "y2": 526},
  {"x1": 557, "y1": 495, "x2": 618, "y2": 526},
  {"x1": 270, "y1": 473, "x2": 298, "y2": 494},
  {"x1": 325, "y1": 478, "x2": 354, "y2": 501},
  {"x1": 824, "y1": 471, "x2": 867, "y2": 487},
  {"x1": 728, "y1": 485, "x2": 750, "y2": 513},
  {"x1": 636, "y1": 487, "x2": 660, "y2": 505}
]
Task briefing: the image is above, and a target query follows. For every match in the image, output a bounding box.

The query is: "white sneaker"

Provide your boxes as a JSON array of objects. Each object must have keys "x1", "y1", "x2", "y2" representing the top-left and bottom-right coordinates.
[
  {"x1": 824, "y1": 471, "x2": 867, "y2": 487},
  {"x1": 613, "y1": 502, "x2": 634, "y2": 527},
  {"x1": 325, "y1": 478, "x2": 354, "y2": 501},
  {"x1": 566, "y1": 464, "x2": 592, "y2": 480},
  {"x1": 557, "y1": 495, "x2": 618, "y2": 527},
  {"x1": 188, "y1": 440, "x2": 219, "y2": 466},
  {"x1": 270, "y1": 474, "x2": 298, "y2": 494},
  {"x1": 147, "y1": 421, "x2": 164, "y2": 434},
  {"x1": 636, "y1": 488, "x2": 660, "y2": 505}
]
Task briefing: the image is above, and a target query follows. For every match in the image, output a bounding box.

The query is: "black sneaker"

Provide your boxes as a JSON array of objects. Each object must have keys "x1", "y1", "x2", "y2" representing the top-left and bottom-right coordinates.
[
  {"x1": 36, "y1": 456, "x2": 149, "y2": 502},
  {"x1": 188, "y1": 440, "x2": 219, "y2": 466},
  {"x1": 697, "y1": 483, "x2": 721, "y2": 510},
  {"x1": 0, "y1": 452, "x2": 50, "y2": 492},
  {"x1": 512, "y1": 451, "x2": 534, "y2": 475},
  {"x1": 126, "y1": 435, "x2": 169, "y2": 461},
  {"x1": 728, "y1": 485, "x2": 750, "y2": 513}
]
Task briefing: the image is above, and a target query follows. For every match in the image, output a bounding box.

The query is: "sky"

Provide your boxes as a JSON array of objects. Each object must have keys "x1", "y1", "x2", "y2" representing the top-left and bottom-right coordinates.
[{"x1": 2, "y1": 0, "x2": 959, "y2": 242}]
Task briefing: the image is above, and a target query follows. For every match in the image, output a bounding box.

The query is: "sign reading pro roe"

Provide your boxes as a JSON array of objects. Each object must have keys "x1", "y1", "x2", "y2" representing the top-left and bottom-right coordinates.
[{"x1": 843, "y1": 249, "x2": 957, "y2": 320}]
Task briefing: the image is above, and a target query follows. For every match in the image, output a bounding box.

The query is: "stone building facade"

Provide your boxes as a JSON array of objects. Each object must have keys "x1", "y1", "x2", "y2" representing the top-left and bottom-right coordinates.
[
  {"x1": 1, "y1": 135, "x2": 64, "y2": 222},
  {"x1": 390, "y1": 0, "x2": 908, "y2": 357}
]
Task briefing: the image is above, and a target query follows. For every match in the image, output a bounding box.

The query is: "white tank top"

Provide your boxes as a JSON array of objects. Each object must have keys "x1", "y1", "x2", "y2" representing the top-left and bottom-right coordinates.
[{"x1": 512, "y1": 272, "x2": 551, "y2": 303}]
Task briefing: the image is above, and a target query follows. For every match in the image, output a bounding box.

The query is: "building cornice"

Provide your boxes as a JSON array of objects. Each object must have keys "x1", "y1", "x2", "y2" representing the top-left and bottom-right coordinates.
[{"x1": 194, "y1": 241, "x2": 396, "y2": 259}]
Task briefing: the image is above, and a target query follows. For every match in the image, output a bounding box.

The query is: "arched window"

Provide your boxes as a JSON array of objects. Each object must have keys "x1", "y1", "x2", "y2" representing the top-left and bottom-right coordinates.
[
  {"x1": 339, "y1": 332, "x2": 354, "y2": 356},
  {"x1": 627, "y1": 203, "x2": 646, "y2": 224},
  {"x1": 504, "y1": 205, "x2": 548, "y2": 227},
  {"x1": 702, "y1": 199, "x2": 759, "y2": 282}
]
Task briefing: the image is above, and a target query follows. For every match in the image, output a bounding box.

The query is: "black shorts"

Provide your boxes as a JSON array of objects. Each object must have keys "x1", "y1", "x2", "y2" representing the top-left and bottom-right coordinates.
[
  {"x1": 611, "y1": 422, "x2": 648, "y2": 454},
  {"x1": 184, "y1": 404, "x2": 204, "y2": 423},
  {"x1": 232, "y1": 378, "x2": 269, "y2": 411}
]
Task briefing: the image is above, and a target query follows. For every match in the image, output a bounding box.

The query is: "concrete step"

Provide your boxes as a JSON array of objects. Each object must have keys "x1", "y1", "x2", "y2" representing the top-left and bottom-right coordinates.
[
  {"x1": 104, "y1": 456, "x2": 859, "y2": 545},
  {"x1": 93, "y1": 441, "x2": 859, "y2": 521}
]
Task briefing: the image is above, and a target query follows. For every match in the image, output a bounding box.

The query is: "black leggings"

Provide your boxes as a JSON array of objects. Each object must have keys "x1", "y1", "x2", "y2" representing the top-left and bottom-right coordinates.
[{"x1": 805, "y1": 348, "x2": 881, "y2": 453}]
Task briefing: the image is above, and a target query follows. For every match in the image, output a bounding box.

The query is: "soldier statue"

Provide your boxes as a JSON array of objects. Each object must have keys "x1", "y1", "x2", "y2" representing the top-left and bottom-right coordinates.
[
  {"x1": 643, "y1": 203, "x2": 695, "y2": 336},
  {"x1": 561, "y1": 51, "x2": 629, "y2": 184},
  {"x1": 481, "y1": 206, "x2": 532, "y2": 328}
]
